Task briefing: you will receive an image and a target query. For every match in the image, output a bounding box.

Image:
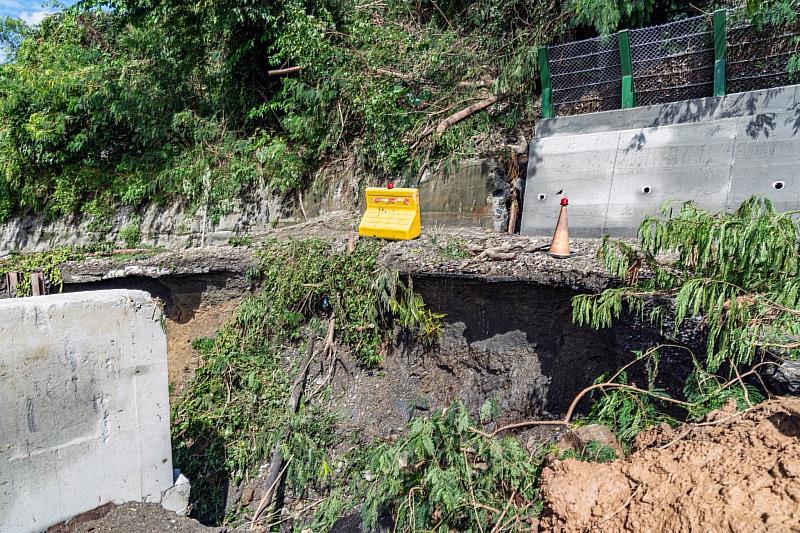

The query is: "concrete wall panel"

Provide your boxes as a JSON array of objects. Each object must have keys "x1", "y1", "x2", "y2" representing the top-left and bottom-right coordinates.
[
  {"x1": 522, "y1": 83, "x2": 800, "y2": 237},
  {"x1": 0, "y1": 290, "x2": 172, "y2": 532},
  {"x1": 605, "y1": 121, "x2": 736, "y2": 234},
  {"x1": 524, "y1": 133, "x2": 620, "y2": 237},
  {"x1": 727, "y1": 114, "x2": 800, "y2": 212}
]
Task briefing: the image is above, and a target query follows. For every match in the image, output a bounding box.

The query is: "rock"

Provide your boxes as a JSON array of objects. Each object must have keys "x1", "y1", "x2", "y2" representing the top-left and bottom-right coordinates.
[
  {"x1": 764, "y1": 359, "x2": 800, "y2": 395},
  {"x1": 161, "y1": 471, "x2": 192, "y2": 517},
  {"x1": 556, "y1": 424, "x2": 624, "y2": 458}
]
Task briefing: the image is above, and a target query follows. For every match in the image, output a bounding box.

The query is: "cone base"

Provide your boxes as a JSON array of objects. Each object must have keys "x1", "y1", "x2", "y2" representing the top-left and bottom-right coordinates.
[{"x1": 548, "y1": 251, "x2": 576, "y2": 259}]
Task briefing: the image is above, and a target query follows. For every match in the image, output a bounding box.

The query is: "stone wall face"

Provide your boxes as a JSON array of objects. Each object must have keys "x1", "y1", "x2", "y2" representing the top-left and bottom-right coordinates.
[
  {"x1": 522, "y1": 84, "x2": 800, "y2": 237},
  {"x1": 418, "y1": 159, "x2": 510, "y2": 231},
  {"x1": 0, "y1": 158, "x2": 512, "y2": 255},
  {"x1": 0, "y1": 290, "x2": 172, "y2": 532}
]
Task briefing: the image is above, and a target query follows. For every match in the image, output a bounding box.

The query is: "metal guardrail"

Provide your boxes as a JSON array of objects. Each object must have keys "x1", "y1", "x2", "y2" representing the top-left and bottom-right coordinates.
[{"x1": 539, "y1": 8, "x2": 800, "y2": 117}]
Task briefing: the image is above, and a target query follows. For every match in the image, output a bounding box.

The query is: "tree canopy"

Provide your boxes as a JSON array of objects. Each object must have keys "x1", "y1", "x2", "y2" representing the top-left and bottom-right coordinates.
[{"x1": 0, "y1": 0, "x2": 794, "y2": 222}]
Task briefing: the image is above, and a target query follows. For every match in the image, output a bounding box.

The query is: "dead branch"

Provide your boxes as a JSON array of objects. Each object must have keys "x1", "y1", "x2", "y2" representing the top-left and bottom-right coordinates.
[
  {"x1": 298, "y1": 190, "x2": 308, "y2": 221},
  {"x1": 374, "y1": 67, "x2": 493, "y2": 89},
  {"x1": 268, "y1": 66, "x2": 304, "y2": 77},
  {"x1": 457, "y1": 78, "x2": 493, "y2": 88},
  {"x1": 435, "y1": 95, "x2": 497, "y2": 136},
  {"x1": 507, "y1": 189, "x2": 519, "y2": 235},
  {"x1": 250, "y1": 336, "x2": 316, "y2": 528},
  {"x1": 473, "y1": 248, "x2": 517, "y2": 261},
  {"x1": 374, "y1": 67, "x2": 419, "y2": 82}
]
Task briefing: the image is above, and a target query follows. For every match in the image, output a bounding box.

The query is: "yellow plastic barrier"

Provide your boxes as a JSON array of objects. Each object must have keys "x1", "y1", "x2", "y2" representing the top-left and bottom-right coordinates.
[{"x1": 358, "y1": 187, "x2": 421, "y2": 240}]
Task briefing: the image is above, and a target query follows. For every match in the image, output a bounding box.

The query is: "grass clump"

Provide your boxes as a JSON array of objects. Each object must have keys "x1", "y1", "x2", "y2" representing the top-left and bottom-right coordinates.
[{"x1": 119, "y1": 222, "x2": 142, "y2": 248}]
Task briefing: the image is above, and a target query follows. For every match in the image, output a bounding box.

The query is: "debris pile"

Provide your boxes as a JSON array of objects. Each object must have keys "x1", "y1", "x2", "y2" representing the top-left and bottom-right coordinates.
[{"x1": 539, "y1": 397, "x2": 800, "y2": 532}]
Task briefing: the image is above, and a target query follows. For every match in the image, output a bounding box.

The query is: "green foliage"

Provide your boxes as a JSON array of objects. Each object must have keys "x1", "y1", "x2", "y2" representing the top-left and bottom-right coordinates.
[
  {"x1": 574, "y1": 197, "x2": 800, "y2": 373},
  {"x1": 1, "y1": 1, "x2": 797, "y2": 221},
  {"x1": 558, "y1": 440, "x2": 619, "y2": 462},
  {"x1": 171, "y1": 238, "x2": 443, "y2": 523},
  {"x1": 574, "y1": 197, "x2": 797, "y2": 453},
  {"x1": 228, "y1": 234, "x2": 253, "y2": 247},
  {"x1": 0, "y1": 246, "x2": 82, "y2": 296},
  {"x1": 582, "y1": 371, "x2": 674, "y2": 451},
  {"x1": 682, "y1": 360, "x2": 765, "y2": 419},
  {"x1": 0, "y1": 0, "x2": 560, "y2": 219},
  {"x1": 361, "y1": 403, "x2": 542, "y2": 532},
  {"x1": 568, "y1": 0, "x2": 656, "y2": 34},
  {"x1": 119, "y1": 222, "x2": 141, "y2": 248},
  {"x1": 431, "y1": 235, "x2": 471, "y2": 260},
  {"x1": 390, "y1": 277, "x2": 446, "y2": 347}
]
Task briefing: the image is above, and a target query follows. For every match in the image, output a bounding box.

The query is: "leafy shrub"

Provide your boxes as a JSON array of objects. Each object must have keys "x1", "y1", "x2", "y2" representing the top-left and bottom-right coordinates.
[
  {"x1": 0, "y1": 247, "x2": 82, "y2": 296},
  {"x1": 119, "y1": 222, "x2": 142, "y2": 248},
  {"x1": 361, "y1": 403, "x2": 542, "y2": 531},
  {"x1": 574, "y1": 197, "x2": 798, "y2": 445}
]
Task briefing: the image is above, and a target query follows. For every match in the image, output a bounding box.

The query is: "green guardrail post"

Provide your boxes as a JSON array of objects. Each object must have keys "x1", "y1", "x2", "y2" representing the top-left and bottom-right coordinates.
[
  {"x1": 713, "y1": 9, "x2": 727, "y2": 97},
  {"x1": 538, "y1": 47, "x2": 554, "y2": 119},
  {"x1": 618, "y1": 30, "x2": 636, "y2": 108}
]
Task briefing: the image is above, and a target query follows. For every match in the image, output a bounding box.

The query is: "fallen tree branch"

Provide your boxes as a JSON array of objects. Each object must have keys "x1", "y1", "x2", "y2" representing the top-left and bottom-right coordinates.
[
  {"x1": 374, "y1": 67, "x2": 419, "y2": 83},
  {"x1": 374, "y1": 67, "x2": 493, "y2": 89},
  {"x1": 250, "y1": 336, "x2": 316, "y2": 529},
  {"x1": 268, "y1": 66, "x2": 304, "y2": 76},
  {"x1": 474, "y1": 249, "x2": 516, "y2": 261},
  {"x1": 435, "y1": 95, "x2": 496, "y2": 136}
]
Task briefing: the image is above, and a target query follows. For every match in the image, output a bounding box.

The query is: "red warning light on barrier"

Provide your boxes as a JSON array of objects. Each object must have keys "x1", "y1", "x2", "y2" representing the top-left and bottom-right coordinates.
[{"x1": 560, "y1": 197, "x2": 569, "y2": 206}]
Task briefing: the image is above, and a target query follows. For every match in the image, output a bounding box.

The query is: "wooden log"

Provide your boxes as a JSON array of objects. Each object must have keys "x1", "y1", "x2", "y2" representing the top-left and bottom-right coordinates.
[
  {"x1": 31, "y1": 272, "x2": 45, "y2": 296},
  {"x1": 268, "y1": 66, "x2": 304, "y2": 77},
  {"x1": 435, "y1": 95, "x2": 497, "y2": 136}
]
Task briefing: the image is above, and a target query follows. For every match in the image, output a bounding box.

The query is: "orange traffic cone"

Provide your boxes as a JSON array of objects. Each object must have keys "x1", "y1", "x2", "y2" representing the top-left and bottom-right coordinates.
[{"x1": 548, "y1": 197, "x2": 571, "y2": 259}]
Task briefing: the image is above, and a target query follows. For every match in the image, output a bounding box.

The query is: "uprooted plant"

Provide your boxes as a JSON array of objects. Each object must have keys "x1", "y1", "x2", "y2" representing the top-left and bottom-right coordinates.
[{"x1": 571, "y1": 196, "x2": 799, "y2": 447}]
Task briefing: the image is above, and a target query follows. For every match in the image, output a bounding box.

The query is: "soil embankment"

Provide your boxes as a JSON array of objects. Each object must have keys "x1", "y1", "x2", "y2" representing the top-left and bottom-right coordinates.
[{"x1": 540, "y1": 397, "x2": 800, "y2": 532}]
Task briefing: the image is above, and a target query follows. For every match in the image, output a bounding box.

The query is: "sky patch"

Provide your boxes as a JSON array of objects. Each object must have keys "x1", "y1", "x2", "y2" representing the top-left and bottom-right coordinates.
[{"x1": 0, "y1": 1, "x2": 75, "y2": 25}]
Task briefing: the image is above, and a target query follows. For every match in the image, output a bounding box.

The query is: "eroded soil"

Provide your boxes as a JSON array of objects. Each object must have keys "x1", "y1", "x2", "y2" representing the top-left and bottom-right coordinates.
[
  {"x1": 539, "y1": 397, "x2": 800, "y2": 532},
  {"x1": 167, "y1": 299, "x2": 243, "y2": 396}
]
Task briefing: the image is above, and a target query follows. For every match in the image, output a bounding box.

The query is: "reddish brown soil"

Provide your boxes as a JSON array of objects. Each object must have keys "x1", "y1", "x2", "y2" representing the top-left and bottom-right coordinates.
[
  {"x1": 540, "y1": 397, "x2": 800, "y2": 532},
  {"x1": 166, "y1": 299, "x2": 241, "y2": 396}
]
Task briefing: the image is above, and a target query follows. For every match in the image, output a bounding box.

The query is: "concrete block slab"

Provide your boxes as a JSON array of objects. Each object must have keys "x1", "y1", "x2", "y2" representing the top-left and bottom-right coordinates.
[
  {"x1": 521, "y1": 133, "x2": 620, "y2": 237},
  {"x1": 605, "y1": 121, "x2": 736, "y2": 235},
  {"x1": 0, "y1": 290, "x2": 172, "y2": 533}
]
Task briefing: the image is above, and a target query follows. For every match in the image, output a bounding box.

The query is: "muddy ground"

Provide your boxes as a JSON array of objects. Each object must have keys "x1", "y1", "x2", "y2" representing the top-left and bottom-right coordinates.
[{"x1": 540, "y1": 397, "x2": 800, "y2": 532}]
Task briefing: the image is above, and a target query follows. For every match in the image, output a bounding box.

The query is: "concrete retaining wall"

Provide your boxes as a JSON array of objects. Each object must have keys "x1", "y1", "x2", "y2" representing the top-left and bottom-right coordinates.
[
  {"x1": 0, "y1": 290, "x2": 172, "y2": 532},
  {"x1": 418, "y1": 159, "x2": 512, "y2": 231},
  {"x1": 521, "y1": 84, "x2": 800, "y2": 237}
]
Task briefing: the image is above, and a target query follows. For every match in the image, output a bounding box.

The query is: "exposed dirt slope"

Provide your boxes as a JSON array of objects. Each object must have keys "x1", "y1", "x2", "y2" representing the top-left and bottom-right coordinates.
[
  {"x1": 540, "y1": 397, "x2": 800, "y2": 532},
  {"x1": 50, "y1": 502, "x2": 221, "y2": 533},
  {"x1": 167, "y1": 299, "x2": 243, "y2": 396}
]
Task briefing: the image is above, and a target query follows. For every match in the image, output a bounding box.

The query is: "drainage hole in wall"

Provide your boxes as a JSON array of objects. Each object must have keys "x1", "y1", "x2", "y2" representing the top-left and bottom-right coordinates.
[
  {"x1": 538, "y1": 193, "x2": 546, "y2": 201},
  {"x1": 773, "y1": 181, "x2": 785, "y2": 190},
  {"x1": 641, "y1": 186, "x2": 652, "y2": 194}
]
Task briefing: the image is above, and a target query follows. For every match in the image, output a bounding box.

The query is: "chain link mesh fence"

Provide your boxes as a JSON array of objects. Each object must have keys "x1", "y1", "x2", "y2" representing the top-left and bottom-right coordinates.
[
  {"x1": 727, "y1": 10, "x2": 800, "y2": 94},
  {"x1": 629, "y1": 15, "x2": 715, "y2": 106},
  {"x1": 546, "y1": 8, "x2": 800, "y2": 117},
  {"x1": 548, "y1": 36, "x2": 621, "y2": 116}
]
